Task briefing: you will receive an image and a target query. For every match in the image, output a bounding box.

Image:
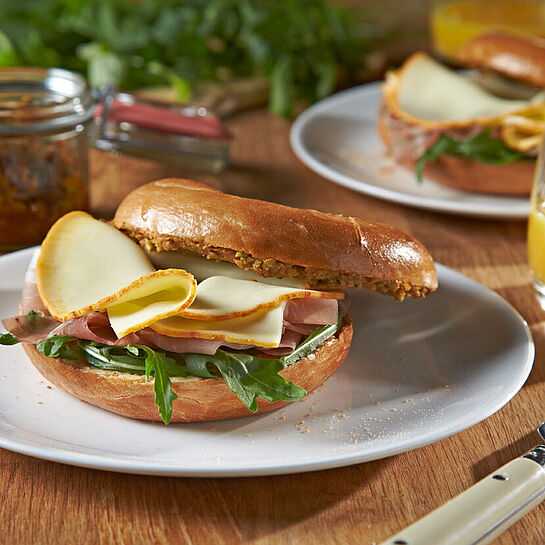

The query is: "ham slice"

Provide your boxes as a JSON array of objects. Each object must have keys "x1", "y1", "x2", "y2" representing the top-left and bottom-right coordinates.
[
  {"x1": 284, "y1": 298, "x2": 338, "y2": 325},
  {"x1": 135, "y1": 328, "x2": 254, "y2": 355},
  {"x1": 5, "y1": 288, "x2": 338, "y2": 356}
]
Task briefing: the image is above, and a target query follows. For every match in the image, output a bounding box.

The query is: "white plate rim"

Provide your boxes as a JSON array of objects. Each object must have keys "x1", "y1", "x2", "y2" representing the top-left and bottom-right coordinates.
[
  {"x1": 290, "y1": 82, "x2": 530, "y2": 220},
  {"x1": 0, "y1": 248, "x2": 535, "y2": 477}
]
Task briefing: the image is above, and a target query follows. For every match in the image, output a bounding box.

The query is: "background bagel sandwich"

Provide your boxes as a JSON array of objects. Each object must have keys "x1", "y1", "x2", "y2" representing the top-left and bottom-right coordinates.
[{"x1": 379, "y1": 33, "x2": 545, "y2": 195}]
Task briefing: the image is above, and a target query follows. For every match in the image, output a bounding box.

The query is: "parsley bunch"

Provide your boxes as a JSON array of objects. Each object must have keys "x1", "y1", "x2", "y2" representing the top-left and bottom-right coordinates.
[{"x1": 0, "y1": 0, "x2": 370, "y2": 117}]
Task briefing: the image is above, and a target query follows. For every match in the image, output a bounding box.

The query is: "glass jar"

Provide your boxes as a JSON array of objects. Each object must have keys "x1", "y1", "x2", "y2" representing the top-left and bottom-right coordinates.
[
  {"x1": 528, "y1": 136, "x2": 545, "y2": 309},
  {"x1": 0, "y1": 67, "x2": 95, "y2": 250}
]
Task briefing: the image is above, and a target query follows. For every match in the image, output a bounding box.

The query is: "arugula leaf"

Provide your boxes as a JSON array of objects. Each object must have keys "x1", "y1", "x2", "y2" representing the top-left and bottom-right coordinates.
[
  {"x1": 416, "y1": 130, "x2": 527, "y2": 181},
  {"x1": 0, "y1": 332, "x2": 19, "y2": 345},
  {"x1": 36, "y1": 335, "x2": 82, "y2": 360},
  {"x1": 180, "y1": 351, "x2": 306, "y2": 412},
  {"x1": 183, "y1": 352, "x2": 219, "y2": 378},
  {"x1": 213, "y1": 351, "x2": 305, "y2": 412},
  {"x1": 82, "y1": 344, "x2": 148, "y2": 374},
  {"x1": 140, "y1": 347, "x2": 182, "y2": 425}
]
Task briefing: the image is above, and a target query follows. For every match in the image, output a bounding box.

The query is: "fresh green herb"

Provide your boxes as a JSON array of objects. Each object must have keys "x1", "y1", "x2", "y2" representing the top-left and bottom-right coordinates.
[
  {"x1": 0, "y1": 0, "x2": 372, "y2": 117},
  {"x1": 82, "y1": 344, "x2": 149, "y2": 374},
  {"x1": 36, "y1": 335, "x2": 82, "y2": 360},
  {"x1": 183, "y1": 352, "x2": 220, "y2": 378},
  {"x1": 181, "y1": 350, "x2": 305, "y2": 411},
  {"x1": 0, "y1": 332, "x2": 19, "y2": 345},
  {"x1": 215, "y1": 351, "x2": 305, "y2": 411},
  {"x1": 140, "y1": 346, "x2": 188, "y2": 425},
  {"x1": 415, "y1": 129, "x2": 528, "y2": 181}
]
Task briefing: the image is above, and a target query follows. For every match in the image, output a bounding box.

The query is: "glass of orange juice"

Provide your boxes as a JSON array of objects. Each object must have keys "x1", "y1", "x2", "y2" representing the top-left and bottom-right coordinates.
[
  {"x1": 528, "y1": 139, "x2": 545, "y2": 307},
  {"x1": 431, "y1": 0, "x2": 545, "y2": 63}
]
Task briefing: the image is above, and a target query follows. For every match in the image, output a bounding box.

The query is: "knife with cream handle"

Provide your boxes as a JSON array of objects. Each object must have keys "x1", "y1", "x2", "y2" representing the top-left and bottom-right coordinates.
[{"x1": 379, "y1": 423, "x2": 545, "y2": 545}]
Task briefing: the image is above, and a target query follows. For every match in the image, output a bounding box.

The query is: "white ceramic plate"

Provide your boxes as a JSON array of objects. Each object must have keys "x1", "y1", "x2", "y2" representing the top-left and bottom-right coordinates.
[
  {"x1": 290, "y1": 82, "x2": 530, "y2": 219},
  {"x1": 0, "y1": 248, "x2": 534, "y2": 476}
]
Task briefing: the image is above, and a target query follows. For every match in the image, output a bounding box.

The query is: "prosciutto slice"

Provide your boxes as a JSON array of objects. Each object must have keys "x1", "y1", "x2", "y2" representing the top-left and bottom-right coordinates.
[
  {"x1": 4, "y1": 294, "x2": 338, "y2": 356},
  {"x1": 284, "y1": 298, "x2": 338, "y2": 325}
]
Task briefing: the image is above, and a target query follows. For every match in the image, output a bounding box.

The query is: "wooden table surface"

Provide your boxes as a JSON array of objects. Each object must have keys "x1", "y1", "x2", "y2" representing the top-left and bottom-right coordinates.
[{"x1": 2, "y1": 108, "x2": 545, "y2": 545}]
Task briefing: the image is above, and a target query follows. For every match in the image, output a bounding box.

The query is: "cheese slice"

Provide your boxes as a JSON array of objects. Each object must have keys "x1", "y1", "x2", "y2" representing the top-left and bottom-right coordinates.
[
  {"x1": 37, "y1": 211, "x2": 196, "y2": 337},
  {"x1": 151, "y1": 303, "x2": 287, "y2": 348},
  {"x1": 179, "y1": 275, "x2": 343, "y2": 320},
  {"x1": 105, "y1": 270, "x2": 197, "y2": 337},
  {"x1": 397, "y1": 53, "x2": 530, "y2": 122},
  {"x1": 498, "y1": 107, "x2": 545, "y2": 151}
]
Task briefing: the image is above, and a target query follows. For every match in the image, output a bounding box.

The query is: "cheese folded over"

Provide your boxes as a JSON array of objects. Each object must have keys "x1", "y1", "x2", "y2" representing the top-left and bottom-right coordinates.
[{"x1": 37, "y1": 212, "x2": 197, "y2": 338}]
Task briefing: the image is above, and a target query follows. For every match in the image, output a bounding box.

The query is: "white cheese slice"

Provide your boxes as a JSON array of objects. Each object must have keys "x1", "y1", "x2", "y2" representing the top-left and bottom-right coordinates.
[
  {"x1": 147, "y1": 250, "x2": 306, "y2": 288},
  {"x1": 179, "y1": 275, "x2": 343, "y2": 320},
  {"x1": 37, "y1": 212, "x2": 196, "y2": 336},
  {"x1": 105, "y1": 270, "x2": 197, "y2": 337},
  {"x1": 151, "y1": 303, "x2": 287, "y2": 347},
  {"x1": 398, "y1": 53, "x2": 531, "y2": 122}
]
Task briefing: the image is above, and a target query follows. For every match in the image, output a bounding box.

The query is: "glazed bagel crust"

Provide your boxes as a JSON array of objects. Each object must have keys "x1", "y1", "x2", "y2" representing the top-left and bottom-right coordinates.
[
  {"x1": 459, "y1": 33, "x2": 545, "y2": 88},
  {"x1": 112, "y1": 178, "x2": 437, "y2": 298},
  {"x1": 22, "y1": 316, "x2": 353, "y2": 422}
]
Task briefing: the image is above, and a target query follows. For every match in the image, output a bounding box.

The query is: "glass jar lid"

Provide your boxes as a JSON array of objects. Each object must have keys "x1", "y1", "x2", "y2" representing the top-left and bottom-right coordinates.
[{"x1": 0, "y1": 67, "x2": 95, "y2": 135}]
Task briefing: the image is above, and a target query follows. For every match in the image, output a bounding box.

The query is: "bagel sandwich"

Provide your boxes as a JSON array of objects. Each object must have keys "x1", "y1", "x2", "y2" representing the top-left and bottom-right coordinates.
[
  {"x1": 1, "y1": 179, "x2": 437, "y2": 423},
  {"x1": 379, "y1": 33, "x2": 545, "y2": 195}
]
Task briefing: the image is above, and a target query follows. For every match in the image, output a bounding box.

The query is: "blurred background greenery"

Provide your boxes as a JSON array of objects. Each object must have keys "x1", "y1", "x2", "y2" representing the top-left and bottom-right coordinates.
[{"x1": 0, "y1": 0, "x2": 432, "y2": 117}]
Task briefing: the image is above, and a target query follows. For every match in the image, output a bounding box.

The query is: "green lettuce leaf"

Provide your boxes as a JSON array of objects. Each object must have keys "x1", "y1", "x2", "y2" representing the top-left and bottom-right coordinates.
[
  {"x1": 416, "y1": 129, "x2": 528, "y2": 182},
  {"x1": 140, "y1": 347, "x2": 184, "y2": 425},
  {"x1": 183, "y1": 352, "x2": 219, "y2": 378}
]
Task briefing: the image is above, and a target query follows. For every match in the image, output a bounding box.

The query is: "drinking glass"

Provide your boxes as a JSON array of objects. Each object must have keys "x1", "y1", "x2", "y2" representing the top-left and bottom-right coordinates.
[{"x1": 528, "y1": 137, "x2": 545, "y2": 308}]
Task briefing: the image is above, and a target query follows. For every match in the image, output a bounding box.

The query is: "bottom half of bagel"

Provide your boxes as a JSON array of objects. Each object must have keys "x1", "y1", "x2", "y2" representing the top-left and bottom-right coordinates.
[
  {"x1": 21, "y1": 315, "x2": 353, "y2": 423},
  {"x1": 399, "y1": 155, "x2": 534, "y2": 196}
]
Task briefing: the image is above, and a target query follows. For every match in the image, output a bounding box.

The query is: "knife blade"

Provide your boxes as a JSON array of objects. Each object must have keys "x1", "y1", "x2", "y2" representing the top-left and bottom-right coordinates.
[{"x1": 379, "y1": 423, "x2": 545, "y2": 545}]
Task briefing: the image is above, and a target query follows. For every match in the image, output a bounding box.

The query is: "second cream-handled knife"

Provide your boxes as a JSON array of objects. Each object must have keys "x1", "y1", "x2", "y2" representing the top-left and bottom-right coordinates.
[{"x1": 379, "y1": 423, "x2": 545, "y2": 545}]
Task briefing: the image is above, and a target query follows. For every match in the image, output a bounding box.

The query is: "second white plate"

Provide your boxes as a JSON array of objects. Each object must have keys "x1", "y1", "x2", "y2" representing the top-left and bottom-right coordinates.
[{"x1": 290, "y1": 82, "x2": 530, "y2": 219}]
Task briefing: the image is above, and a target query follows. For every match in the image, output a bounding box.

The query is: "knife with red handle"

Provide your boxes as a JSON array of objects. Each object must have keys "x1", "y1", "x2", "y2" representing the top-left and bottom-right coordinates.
[{"x1": 94, "y1": 98, "x2": 232, "y2": 140}]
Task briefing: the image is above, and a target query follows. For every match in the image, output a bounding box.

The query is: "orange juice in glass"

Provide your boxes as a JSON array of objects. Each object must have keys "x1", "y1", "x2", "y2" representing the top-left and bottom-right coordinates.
[
  {"x1": 431, "y1": 0, "x2": 545, "y2": 62},
  {"x1": 528, "y1": 138, "x2": 545, "y2": 307}
]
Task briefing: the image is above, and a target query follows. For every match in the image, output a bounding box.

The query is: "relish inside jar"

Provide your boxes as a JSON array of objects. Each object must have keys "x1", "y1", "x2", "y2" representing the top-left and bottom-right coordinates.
[{"x1": 0, "y1": 68, "x2": 94, "y2": 249}]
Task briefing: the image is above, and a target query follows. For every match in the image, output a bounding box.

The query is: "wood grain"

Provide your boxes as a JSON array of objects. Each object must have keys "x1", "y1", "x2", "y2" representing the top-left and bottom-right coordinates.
[{"x1": 2, "y1": 108, "x2": 545, "y2": 544}]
